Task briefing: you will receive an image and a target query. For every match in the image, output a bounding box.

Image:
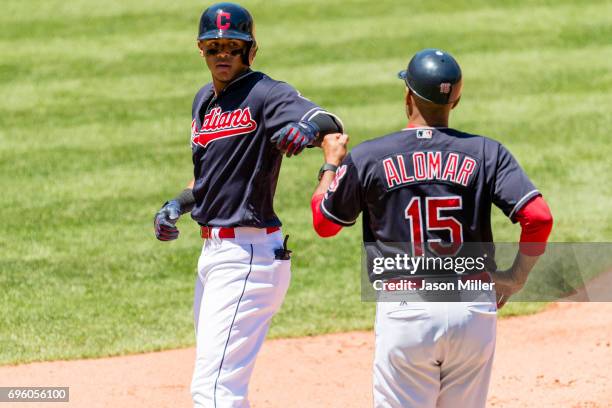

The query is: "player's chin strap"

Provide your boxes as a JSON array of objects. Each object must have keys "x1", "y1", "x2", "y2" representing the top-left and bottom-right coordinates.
[{"x1": 307, "y1": 111, "x2": 345, "y2": 147}]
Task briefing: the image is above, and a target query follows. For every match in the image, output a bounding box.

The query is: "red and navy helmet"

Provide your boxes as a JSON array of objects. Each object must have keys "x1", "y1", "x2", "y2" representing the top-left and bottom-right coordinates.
[
  {"x1": 398, "y1": 49, "x2": 463, "y2": 105},
  {"x1": 198, "y1": 3, "x2": 256, "y2": 44}
]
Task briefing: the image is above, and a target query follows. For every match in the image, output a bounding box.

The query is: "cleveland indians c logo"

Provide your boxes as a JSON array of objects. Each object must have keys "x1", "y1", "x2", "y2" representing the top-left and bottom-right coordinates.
[
  {"x1": 192, "y1": 107, "x2": 258, "y2": 148},
  {"x1": 216, "y1": 12, "x2": 231, "y2": 30}
]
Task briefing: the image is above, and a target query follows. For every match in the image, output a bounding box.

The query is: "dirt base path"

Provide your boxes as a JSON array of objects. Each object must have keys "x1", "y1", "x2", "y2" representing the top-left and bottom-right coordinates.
[{"x1": 1, "y1": 302, "x2": 611, "y2": 408}]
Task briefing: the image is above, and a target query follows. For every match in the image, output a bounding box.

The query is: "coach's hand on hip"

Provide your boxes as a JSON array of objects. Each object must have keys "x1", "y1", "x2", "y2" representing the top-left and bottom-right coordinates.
[
  {"x1": 322, "y1": 133, "x2": 349, "y2": 166},
  {"x1": 491, "y1": 269, "x2": 525, "y2": 309}
]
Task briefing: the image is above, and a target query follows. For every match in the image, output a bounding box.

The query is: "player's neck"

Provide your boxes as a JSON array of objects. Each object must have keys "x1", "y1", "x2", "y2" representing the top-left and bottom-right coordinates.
[
  {"x1": 212, "y1": 68, "x2": 251, "y2": 95},
  {"x1": 408, "y1": 114, "x2": 449, "y2": 128},
  {"x1": 212, "y1": 79, "x2": 227, "y2": 95},
  {"x1": 407, "y1": 105, "x2": 450, "y2": 127}
]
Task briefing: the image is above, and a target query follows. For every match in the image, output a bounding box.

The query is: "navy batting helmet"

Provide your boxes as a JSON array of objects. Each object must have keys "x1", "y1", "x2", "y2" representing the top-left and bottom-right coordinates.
[
  {"x1": 398, "y1": 49, "x2": 462, "y2": 105},
  {"x1": 198, "y1": 2, "x2": 257, "y2": 64}
]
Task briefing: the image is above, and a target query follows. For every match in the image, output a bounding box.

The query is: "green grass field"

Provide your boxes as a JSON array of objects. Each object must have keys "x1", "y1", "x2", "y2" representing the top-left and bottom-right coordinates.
[{"x1": 1, "y1": 0, "x2": 611, "y2": 364}]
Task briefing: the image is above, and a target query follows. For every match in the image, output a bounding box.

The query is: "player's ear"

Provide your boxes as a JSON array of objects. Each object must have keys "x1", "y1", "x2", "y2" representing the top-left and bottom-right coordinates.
[
  {"x1": 406, "y1": 88, "x2": 414, "y2": 116},
  {"x1": 406, "y1": 88, "x2": 416, "y2": 107},
  {"x1": 451, "y1": 96, "x2": 461, "y2": 110},
  {"x1": 197, "y1": 41, "x2": 205, "y2": 57}
]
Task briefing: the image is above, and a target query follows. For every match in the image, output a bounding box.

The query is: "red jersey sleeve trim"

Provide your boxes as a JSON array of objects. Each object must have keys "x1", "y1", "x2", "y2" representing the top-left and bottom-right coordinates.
[
  {"x1": 311, "y1": 193, "x2": 343, "y2": 237},
  {"x1": 515, "y1": 196, "x2": 553, "y2": 256}
]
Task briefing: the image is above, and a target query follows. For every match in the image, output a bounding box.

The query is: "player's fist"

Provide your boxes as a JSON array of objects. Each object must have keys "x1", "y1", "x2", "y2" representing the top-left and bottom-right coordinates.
[
  {"x1": 154, "y1": 200, "x2": 182, "y2": 241},
  {"x1": 271, "y1": 121, "x2": 319, "y2": 157},
  {"x1": 321, "y1": 133, "x2": 349, "y2": 166}
]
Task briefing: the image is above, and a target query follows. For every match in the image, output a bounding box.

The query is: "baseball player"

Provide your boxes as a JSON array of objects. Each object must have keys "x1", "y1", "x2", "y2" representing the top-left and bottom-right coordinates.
[
  {"x1": 153, "y1": 3, "x2": 344, "y2": 407},
  {"x1": 311, "y1": 49, "x2": 553, "y2": 407}
]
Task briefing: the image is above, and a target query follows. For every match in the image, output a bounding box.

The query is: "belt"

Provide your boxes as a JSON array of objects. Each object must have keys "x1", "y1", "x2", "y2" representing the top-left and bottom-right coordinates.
[{"x1": 200, "y1": 226, "x2": 280, "y2": 239}]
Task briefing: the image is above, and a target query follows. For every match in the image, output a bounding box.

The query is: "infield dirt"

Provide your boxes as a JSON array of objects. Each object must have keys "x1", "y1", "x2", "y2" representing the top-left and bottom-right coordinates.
[{"x1": 1, "y1": 302, "x2": 610, "y2": 407}]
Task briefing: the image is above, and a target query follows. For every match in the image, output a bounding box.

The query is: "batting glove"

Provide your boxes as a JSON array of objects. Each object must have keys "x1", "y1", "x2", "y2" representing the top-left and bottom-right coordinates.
[
  {"x1": 154, "y1": 200, "x2": 182, "y2": 241},
  {"x1": 271, "y1": 121, "x2": 320, "y2": 157}
]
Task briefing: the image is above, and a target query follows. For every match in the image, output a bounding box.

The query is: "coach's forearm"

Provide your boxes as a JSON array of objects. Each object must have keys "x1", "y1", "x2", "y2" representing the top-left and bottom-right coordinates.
[
  {"x1": 311, "y1": 173, "x2": 343, "y2": 238},
  {"x1": 500, "y1": 252, "x2": 540, "y2": 289},
  {"x1": 312, "y1": 171, "x2": 336, "y2": 197}
]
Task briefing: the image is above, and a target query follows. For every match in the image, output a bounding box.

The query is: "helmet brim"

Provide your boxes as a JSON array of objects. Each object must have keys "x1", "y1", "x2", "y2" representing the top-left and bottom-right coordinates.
[
  {"x1": 198, "y1": 29, "x2": 253, "y2": 42},
  {"x1": 397, "y1": 70, "x2": 408, "y2": 81}
]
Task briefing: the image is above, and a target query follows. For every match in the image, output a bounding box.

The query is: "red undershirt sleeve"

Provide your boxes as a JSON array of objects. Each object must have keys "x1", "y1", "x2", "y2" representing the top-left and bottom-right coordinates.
[
  {"x1": 514, "y1": 196, "x2": 553, "y2": 256},
  {"x1": 311, "y1": 193, "x2": 343, "y2": 237}
]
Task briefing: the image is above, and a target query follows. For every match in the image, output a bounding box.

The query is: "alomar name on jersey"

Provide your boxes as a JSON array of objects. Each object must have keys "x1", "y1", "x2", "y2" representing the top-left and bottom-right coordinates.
[
  {"x1": 382, "y1": 151, "x2": 477, "y2": 189},
  {"x1": 192, "y1": 106, "x2": 258, "y2": 148}
]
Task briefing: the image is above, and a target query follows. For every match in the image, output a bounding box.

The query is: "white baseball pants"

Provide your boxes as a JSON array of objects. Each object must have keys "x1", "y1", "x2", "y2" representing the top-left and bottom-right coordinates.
[
  {"x1": 373, "y1": 301, "x2": 497, "y2": 408},
  {"x1": 191, "y1": 228, "x2": 290, "y2": 408}
]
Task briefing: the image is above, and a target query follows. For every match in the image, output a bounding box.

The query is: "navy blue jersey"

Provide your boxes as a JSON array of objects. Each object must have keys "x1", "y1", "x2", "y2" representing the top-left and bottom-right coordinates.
[
  {"x1": 190, "y1": 70, "x2": 329, "y2": 227},
  {"x1": 321, "y1": 127, "x2": 540, "y2": 278}
]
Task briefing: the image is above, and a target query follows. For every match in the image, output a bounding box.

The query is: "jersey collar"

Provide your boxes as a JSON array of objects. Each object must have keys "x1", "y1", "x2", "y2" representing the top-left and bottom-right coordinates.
[
  {"x1": 403, "y1": 122, "x2": 448, "y2": 130},
  {"x1": 216, "y1": 69, "x2": 256, "y2": 96}
]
